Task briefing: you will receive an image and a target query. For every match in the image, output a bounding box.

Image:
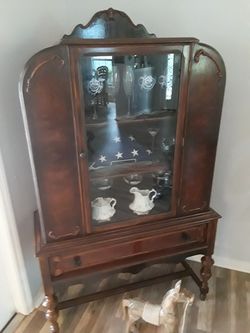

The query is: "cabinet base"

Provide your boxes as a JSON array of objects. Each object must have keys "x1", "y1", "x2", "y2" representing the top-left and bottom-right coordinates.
[
  {"x1": 37, "y1": 211, "x2": 218, "y2": 332},
  {"x1": 56, "y1": 259, "x2": 210, "y2": 310},
  {"x1": 41, "y1": 258, "x2": 214, "y2": 332}
]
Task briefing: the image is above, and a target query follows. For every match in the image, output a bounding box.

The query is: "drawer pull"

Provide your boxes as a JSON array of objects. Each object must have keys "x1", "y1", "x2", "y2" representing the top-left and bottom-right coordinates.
[
  {"x1": 181, "y1": 232, "x2": 191, "y2": 241},
  {"x1": 73, "y1": 256, "x2": 82, "y2": 267}
]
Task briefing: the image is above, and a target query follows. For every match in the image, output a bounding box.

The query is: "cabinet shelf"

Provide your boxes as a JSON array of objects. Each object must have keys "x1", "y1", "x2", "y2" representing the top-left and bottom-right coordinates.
[
  {"x1": 89, "y1": 160, "x2": 169, "y2": 180},
  {"x1": 91, "y1": 175, "x2": 171, "y2": 227},
  {"x1": 86, "y1": 109, "x2": 176, "y2": 128}
]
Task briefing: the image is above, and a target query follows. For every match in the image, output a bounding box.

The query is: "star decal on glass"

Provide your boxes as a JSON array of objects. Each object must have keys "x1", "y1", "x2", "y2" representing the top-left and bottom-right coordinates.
[
  {"x1": 146, "y1": 149, "x2": 152, "y2": 155},
  {"x1": 113, "y1": 136, "x2": 121, "y2": 143},
  {"x1": 99, "y1": 155, "x2": 107, "y2": 163},
  {"x1": 115, "y1": 152, "x2": 123, "y2": 159},
  {"x1": 129, "y1": 135, "x2": 135, "y2": 141},
  {"x1": 131, "y1": 149, "x2": 139, "y2": 157}
]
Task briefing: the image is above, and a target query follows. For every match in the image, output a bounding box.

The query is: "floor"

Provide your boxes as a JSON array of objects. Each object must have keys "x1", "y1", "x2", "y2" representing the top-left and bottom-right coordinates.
[{"x1": 5, "y1": 262, "x2": 250, "y2": 333}]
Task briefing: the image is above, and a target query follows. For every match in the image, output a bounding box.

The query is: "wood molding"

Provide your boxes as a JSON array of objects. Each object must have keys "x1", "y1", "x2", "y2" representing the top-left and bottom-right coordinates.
[
  {"x1": 25, "y1": 55, "x2": 64, "y2": 93},
  {"x1": 194, "y1": 49, "x2": 223, "y2": 79},
  {"x1": 48, "y1": 226, "x2": 81, "y2": 241},
  {"x1": 182, "y1": 201, "x2": 207, "y2": 213}
]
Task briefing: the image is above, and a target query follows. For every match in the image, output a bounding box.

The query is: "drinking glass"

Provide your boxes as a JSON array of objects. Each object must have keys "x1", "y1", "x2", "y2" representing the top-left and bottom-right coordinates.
[
  {"x1": 123, "y1": 65, "x2": 134, "y2": 116},
  {"x1": 148, "y1": 127, "x2": 160, "y2": 152}
]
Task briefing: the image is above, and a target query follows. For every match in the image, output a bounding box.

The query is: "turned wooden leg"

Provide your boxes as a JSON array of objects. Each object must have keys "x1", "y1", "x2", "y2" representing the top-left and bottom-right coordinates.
[
  {"x1": 43, "y1": 295, "x2": 59, "y2": 332},
  {"x1": 200, "y1": 255, "x2": 214, "y2": 300}
]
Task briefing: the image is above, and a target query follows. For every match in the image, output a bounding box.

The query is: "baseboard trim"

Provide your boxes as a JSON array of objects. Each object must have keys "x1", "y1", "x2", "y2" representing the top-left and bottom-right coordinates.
[{"x1": 190, "y1": 254, "x2": 250, "y2": 274}]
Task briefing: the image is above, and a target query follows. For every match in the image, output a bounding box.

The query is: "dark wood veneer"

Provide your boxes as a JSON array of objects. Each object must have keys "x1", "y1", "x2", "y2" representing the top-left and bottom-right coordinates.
[
  {"x1": 22, "y1": 46, "x2": 84, "y2": 242},
  {"x1": 20, "y1": 9, "x2": 225, "y2": 332},
  {"x1": 179, "y1": 43, "x2": 226, "y2": 215}
]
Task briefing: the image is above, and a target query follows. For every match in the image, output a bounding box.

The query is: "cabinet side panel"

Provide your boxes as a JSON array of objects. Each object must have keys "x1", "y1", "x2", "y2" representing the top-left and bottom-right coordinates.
[
  {"x1": 179, "y1": 43, "x2": 226, "y2": 215},
  {"x1": 21, "y1": 46, "x2": 83, "y2": 242}
]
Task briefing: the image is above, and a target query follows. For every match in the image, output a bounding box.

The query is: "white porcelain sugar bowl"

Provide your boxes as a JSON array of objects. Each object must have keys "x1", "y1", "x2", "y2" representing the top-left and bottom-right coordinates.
[{"x1": 91, "y1": 197, "x2": 117, "y2": 222}]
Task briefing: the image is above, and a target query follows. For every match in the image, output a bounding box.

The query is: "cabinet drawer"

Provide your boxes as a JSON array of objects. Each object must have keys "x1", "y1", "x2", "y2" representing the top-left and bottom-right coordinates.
[{"x1": 50, "y1": 225, "x2": 207, "y2": 277}]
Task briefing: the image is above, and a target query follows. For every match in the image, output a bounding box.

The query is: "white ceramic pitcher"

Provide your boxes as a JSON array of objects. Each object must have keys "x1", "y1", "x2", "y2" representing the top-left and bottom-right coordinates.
[
  {"x1": 91, "y1": 197, "x2": 117, "y2": 222},
  {"x1": 129, "y1": 187, "x2": 157, "y2": 215}
]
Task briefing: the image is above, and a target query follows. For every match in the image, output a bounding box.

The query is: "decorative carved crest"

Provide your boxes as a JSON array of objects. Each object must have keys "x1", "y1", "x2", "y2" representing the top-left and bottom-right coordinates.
[{"x1": 62, "y1": 8, "x2": 156, "y2": 40}]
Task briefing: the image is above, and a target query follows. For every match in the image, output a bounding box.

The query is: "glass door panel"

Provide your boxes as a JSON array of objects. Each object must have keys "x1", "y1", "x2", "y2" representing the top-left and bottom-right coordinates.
[{"x1": 80, "y1": 52, "x2": 182, "y2": 227}]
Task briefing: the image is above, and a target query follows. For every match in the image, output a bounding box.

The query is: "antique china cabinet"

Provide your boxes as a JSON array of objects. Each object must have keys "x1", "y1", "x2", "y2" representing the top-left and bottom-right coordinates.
[{"x1": 20, "y1": 8, "x2": 225, "y2": 332}]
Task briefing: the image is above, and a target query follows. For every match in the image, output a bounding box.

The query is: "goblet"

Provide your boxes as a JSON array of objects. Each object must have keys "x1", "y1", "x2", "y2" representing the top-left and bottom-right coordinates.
[
  {"x1": 112, "y1": 65, "x2": 120, "y2": 96},
  {"x1": 148, "y1": 127, "x2": 159, "y2": 152},
  {"x1": 123, "y1": 173, "x2": 143, "y2": 185},
  {"x1": 92, "y1": 177, "x2": 113, "y2": 191},
  {"x1": 123, "y1": 65, "x2": 134, "y2": 116},
  {"x1": 112, "y1": 65, "x2": 121, "y2": 115}
]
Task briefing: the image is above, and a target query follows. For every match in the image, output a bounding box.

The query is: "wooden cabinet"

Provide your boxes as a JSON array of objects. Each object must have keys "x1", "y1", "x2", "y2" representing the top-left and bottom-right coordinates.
[{"x1": 20, "y1": 8, "x2": 225, "y2": 332}]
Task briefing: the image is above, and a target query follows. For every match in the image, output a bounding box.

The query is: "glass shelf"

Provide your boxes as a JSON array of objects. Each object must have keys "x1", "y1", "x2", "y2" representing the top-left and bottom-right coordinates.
[
  {"x1": 90, "y1": 173, "x2": 172, "y2": 227},
  {"x1": 89, "y1": 160, "x2": 170, "y2": 180},
  {"x1": 86, "y1": 109, "x2": 176, "y2": 127},
  {"x1": 80, "y1": 51, "x2": 181, "y2": 227}
]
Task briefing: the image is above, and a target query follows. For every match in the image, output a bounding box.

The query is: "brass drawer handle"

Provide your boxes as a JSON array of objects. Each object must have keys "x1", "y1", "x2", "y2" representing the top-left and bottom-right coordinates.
[{"x1": 73, "y1": 256, "x2": 82, "y2": 267}]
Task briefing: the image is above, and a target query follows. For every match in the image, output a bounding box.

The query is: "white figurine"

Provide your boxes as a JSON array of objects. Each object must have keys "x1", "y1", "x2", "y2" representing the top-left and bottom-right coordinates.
[{"x1": 122, "y1": 280, "x2": 194, "y2": 333}]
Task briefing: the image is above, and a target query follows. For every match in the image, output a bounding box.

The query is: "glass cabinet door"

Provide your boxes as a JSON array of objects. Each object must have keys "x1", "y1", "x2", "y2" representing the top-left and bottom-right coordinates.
[{"x1": 79, "y1": 52, "x2": 182, "y2": 227}]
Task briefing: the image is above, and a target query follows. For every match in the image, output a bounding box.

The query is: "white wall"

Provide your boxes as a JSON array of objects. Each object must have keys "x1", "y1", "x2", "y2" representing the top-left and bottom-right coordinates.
[
  {"x1": 0, "y1": 196, "x2": 15, "y2": 329},
  {"x1": 0, "y1": 0, "x2": 249, "y2": 311},
  {"x1": 0, "y1": 151, "x2": 34, "y2": 317}
]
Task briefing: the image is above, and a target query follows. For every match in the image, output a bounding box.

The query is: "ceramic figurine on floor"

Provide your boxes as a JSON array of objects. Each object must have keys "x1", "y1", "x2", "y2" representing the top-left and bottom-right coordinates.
[{"x1": 122, "y1": 280, "x2": 194, "y2": 333}]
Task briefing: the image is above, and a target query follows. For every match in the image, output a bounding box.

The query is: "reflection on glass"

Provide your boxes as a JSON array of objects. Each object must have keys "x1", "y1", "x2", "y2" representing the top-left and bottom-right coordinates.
[
  {"x1": 80, "y1": 52, "x2": 181, "y2": 226},
  {"x1": 158, "y1": 74, "x2": 167, "y2": 88},
  {"x1": 166, "y1": 54, "x2": 174, "y2": 100},
  {"x1": 87, "y1": 71, "x2": 104, "y2": 119}
]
